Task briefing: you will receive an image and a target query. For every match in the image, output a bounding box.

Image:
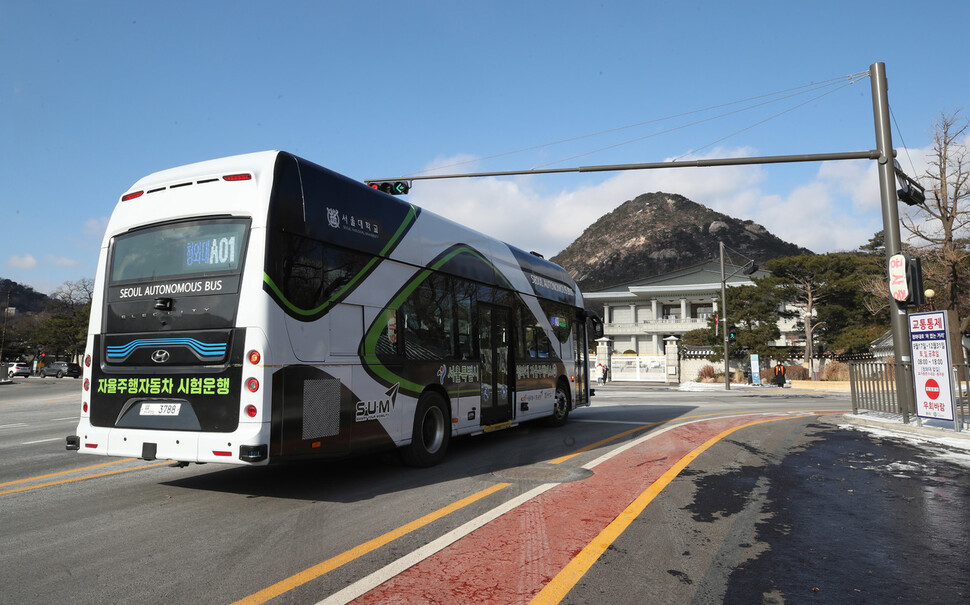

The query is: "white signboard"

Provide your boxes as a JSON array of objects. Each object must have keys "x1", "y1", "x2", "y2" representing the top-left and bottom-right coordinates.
[
  {"x1": 750, "y1": 354, "x2": 761, "y2": 385},
  {"x1": 909, "y1": 310, "x2": 955, "y2": 421},
  {"x1": 889, "y1": 254, "x2": 909, "y2": 302}
]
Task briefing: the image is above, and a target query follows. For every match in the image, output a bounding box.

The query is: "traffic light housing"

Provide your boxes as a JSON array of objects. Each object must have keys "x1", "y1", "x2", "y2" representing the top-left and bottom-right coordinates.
[
  {"x1": 369, "y1": 181, "x2": 410, "y2": 195},
  {"x1": 728, "y1": 326, "x2": 737, "y2": 345},
  {"x1": 906, "y1": 256, "x2": 926, "y2": 305},
  {"x1": 894, "y1": 160, "x2": 926, "y2": 206}
]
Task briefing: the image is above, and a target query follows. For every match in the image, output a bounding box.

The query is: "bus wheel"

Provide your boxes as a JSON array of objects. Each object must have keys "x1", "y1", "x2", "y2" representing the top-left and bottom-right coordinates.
[
  {"x1": 543, "y1": 381, "x2": 570, "y2": 427},
  {"x1": 402, "y1": 391, "x2": 450, "y2": 467}
]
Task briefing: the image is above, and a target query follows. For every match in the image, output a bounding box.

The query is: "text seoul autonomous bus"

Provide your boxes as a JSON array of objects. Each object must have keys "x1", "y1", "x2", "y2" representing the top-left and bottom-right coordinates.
[{"x1": 67, "y1": 151, "x2": 601, "y2": 466}]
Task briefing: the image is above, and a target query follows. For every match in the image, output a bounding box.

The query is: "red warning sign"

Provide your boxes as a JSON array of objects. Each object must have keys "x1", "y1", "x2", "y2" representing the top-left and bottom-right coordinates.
[{"x1": 925, "y1": 379, "x2": 940, "y2": 400}]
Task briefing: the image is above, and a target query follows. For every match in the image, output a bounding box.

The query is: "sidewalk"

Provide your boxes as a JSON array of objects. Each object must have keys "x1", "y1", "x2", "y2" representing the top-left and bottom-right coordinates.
[{"x1": 838, "y1": 409, "x2": 970, "y2": 448}]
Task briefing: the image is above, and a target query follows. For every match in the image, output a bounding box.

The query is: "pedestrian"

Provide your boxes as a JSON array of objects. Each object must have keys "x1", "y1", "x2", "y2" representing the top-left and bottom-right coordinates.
[
  {"x1": 597, "y1": 363, "x2": 605, "y2": 384},
  {"x1": 604, "y1": 365, "x2": 610, "y2": 383},
  {"x1": 773, "y1": 362, "x2": 786, "y2": 387}
]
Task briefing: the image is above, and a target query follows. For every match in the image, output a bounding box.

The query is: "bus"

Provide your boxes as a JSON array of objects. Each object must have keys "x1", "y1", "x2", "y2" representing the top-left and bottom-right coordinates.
[{"x1": 67, "y1": 151, "x2": 601, "y2": 466}]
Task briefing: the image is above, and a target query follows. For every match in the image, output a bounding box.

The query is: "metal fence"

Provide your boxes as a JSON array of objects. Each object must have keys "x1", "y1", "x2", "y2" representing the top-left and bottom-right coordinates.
[
  {"x1": 849, "y1": 360, "x2": 970, "y2": 429},
  {"x1": 848, "y1": 361, "x2": 904, "y2": 415}
]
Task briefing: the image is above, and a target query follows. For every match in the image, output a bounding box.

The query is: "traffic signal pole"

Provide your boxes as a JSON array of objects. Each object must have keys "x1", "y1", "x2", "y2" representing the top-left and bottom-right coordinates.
[
  {"x1": 870, "y1": 62, "x2": 914, "y2": 422},
  {"x1": 373, "y1": 62, "x2": 917, "y2": 411}
]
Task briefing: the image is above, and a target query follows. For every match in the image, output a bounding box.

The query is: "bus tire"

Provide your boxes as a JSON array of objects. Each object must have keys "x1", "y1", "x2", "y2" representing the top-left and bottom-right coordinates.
[
  {"x1": 543, "y1": 380, "x2": 570, "y2": 427},
  {"x1": 402, "y1": 391, "x2": 451, "y2": 467}
]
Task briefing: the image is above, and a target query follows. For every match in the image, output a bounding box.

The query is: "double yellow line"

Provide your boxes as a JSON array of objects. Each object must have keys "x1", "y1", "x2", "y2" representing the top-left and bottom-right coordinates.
[{"x1": 0, "y1": 458, "x2": 170, "y2": 496}]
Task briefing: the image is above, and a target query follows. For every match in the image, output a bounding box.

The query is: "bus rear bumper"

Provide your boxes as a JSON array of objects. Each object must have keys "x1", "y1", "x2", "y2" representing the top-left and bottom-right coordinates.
[{"x1": 72, "y1": 421, "x2": 271, "y2": 465}]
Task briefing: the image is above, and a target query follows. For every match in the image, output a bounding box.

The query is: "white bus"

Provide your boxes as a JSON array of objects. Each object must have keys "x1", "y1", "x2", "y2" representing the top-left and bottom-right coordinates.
[{"x1": 67, "y1": 151, "x2": 600, "y2": 466}]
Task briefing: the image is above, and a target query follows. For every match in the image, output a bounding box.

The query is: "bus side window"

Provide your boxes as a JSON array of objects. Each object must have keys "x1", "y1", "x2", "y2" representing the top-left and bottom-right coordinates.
[
  {"x1": 402, "y1": 278, "x2": 455, "y2": 360},
  {"x1": 535, "y1": 327, "x2": 551, "y2": 359},
  {"x1": 524, "y1": 325, "x2": 536, "y2": 358},
  {"x1": 455, "y1": 281, "x2": 477, "y2": 359},
  {"x1": 375, "y1": 310, "x2": 399, "y2": 356}
]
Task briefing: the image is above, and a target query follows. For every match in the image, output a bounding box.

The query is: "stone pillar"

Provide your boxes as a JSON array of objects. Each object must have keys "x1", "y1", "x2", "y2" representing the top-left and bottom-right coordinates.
[
  {"x1": 680, "y1": 298, "x2": 687, "y2": 319},
  {"x1": 652, "y1": 333, "x2": 660, "y2": 354},
  {"x1": 664, "y1": 335, "x2": 680, "y2": 385},
  {"x1": 595, "y1": 337, "x2": 613, "y2": 378},
  {"x1": 651, "y1": 299, "x2": 658, "y2": 320},
  {"x1": 630, "y1": 303, "x2": 637, "y2": 324}
]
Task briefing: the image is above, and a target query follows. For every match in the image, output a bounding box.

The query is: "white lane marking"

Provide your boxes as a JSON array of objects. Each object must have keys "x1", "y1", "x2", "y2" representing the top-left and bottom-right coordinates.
[
  {"x1": 0, "y1": 423, "x2": 28, "y2": 430},
  {"x1": 53, "y1": 417, "x2": 78, "y2": 422},
  {"x1": 22, "y1": 437, "x2": 63, "y2": 445}
]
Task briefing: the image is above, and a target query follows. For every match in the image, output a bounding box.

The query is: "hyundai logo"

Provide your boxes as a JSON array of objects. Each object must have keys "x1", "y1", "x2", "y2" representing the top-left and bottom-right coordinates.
[{"x1": 151, "y1": 349, "x2": 171, "y2": 364}]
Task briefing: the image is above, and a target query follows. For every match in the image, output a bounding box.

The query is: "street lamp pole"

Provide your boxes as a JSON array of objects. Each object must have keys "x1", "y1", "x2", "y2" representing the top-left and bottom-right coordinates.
[{"x1": 719, "y1": 242, "x2": 758, "y2": 391}]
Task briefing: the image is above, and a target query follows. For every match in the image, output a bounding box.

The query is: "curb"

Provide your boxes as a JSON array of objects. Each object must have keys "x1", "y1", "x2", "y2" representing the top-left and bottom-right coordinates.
[{"x1": 835, "y1": 412, "x2": 970, "y2": 445}]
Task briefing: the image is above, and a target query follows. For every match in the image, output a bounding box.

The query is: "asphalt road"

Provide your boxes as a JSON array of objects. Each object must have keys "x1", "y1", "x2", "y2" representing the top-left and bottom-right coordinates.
[{"x1": 2, "y1": 378, "x2": 968, "y2": 604}]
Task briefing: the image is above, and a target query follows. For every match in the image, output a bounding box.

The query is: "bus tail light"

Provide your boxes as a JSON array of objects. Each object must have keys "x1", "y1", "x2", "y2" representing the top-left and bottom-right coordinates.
[
  {"x1": 85, "y1": 443, "x2": 98, "y2": 449},
  {"x1": 223, "y1": 173, "x2": 252, "y2": 182},
  {"x1": 246, "y1": 378, "x2": 259, "y2": 393},
  {"x1": 247, "y1": 350, "x2": 261, "y2": 365},
  {"x1": 121, "y1": 191, "x2": 144, "y2": 201},
  {"x1": 213, "y1": 450, "x2": 232, "y2": 457},
  {"x1": 83, "y1": 379, "x2": 90, "y2": 391},
  {"x1": 245, "y1": 405, "x2": 258, "y2": 418},
  {"x1": 85, "y1": 354, "x2": 92, "y2": 367},
  {"x1": 82, "y1": 402, "x2": 88, "y2": 413}
]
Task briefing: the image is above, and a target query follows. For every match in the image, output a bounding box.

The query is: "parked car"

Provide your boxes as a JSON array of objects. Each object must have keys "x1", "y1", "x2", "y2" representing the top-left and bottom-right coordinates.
[
  {"x1": 39, "y1": 361, "x2": 82, "y2": 379},
  {"x1": 7, "y1": 362, "x2": 31, "y2": 378}
]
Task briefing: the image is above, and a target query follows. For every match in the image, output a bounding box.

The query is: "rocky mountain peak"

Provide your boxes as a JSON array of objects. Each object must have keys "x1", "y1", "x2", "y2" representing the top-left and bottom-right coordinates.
[{"x1": 550, "y1": 192, "x2": 811, "y2": 291}]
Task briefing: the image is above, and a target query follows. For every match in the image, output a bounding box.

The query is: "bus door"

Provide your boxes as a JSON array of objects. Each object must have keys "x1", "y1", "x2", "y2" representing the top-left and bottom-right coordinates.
[{"x1": 478, "y1": 304, "x2": 513, "y2": 426}]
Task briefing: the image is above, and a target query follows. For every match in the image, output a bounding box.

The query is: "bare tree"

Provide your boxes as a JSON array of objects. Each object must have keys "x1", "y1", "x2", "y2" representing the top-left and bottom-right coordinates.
[
  {"x1": 51, "y1": 278, "x2": 94, "y2": 309},
  {"x1": 901, "y1": 111, "x2": 970, "y2": 326}
]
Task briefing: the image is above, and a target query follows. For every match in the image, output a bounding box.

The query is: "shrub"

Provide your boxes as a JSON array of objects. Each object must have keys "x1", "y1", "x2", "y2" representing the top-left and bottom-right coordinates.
[
  {"x1": 820, "y1": 361, "x2": 849, "y2": 381},
  {"x1": 697, "y1": 365, "x2": 716, "y2": 381},
  {"x1": 785, "y1": 365, "x2": 809, "y2": 380}
]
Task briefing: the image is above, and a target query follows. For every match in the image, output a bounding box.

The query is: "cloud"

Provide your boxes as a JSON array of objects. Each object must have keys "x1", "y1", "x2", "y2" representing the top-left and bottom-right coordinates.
[
  {"x1": 5, "y1": 254, "x2": 38, "y2": 270},
  {"x1": 409, "y1": 147, "x2": 888, "y2": 257},
  {"x1": 82, "y1": 217, "x2": 109, "y2": 241},
  {"x1": 46, "y1": 255, "x2": 80, "y2": 267}
]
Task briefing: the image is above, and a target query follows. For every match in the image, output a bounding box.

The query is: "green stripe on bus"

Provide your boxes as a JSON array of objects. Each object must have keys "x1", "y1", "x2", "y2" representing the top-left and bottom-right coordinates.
[
  {"x1": 263, "y1": 203, "x2": 419, "y2": 317},
  {"x1": 360, "y1": 245, "x2": 498, "y2": 393}
]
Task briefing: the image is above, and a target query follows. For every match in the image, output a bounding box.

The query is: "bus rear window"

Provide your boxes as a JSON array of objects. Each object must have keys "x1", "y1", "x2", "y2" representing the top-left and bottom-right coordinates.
[{"x1": 109, "y1": 219, "x2": 250, "y2": 284}]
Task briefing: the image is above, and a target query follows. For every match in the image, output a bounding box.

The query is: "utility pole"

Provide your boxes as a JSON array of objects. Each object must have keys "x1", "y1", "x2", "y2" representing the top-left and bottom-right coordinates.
[{"x1": 870, "y1": 62, "x2": 915, "y2": 423}]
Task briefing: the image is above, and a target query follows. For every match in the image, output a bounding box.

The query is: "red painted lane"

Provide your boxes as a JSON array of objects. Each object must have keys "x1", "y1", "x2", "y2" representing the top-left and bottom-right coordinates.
[{"x1": 351, "y1": 413, "x2": 801, "y2": 604}]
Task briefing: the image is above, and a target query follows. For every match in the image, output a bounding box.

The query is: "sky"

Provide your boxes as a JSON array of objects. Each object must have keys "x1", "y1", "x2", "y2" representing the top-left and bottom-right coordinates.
[{"x1": 3, "y1": 1, "x2": 969, "y2": 294}]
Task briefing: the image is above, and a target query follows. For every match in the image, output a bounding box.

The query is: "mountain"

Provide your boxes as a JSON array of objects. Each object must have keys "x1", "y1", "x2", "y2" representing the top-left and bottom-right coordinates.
[
  {"x1": 550, "y1": 192, "x2": 812, "y2": 291},
  {"x1": 0, "y1": 278, "x2": 51, "y2": 313}
]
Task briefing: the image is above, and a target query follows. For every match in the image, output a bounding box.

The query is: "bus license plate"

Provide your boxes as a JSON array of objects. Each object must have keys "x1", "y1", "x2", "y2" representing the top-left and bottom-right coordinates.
[{"x1": 140, "y1": 403, "x2": 181, "y2": 416}]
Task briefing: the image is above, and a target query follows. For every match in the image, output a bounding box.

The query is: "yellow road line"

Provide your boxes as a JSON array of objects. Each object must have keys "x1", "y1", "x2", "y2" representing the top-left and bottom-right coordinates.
[
  {"x1": 530, "y1": 415, "x2": 807, "y2": 604},
  {"x1": 0, "y1": 458, "x2": 137, "y2": 488},
  {"x1": 231, "y1": 482, "x2": 512, "y2": 605},
  {"x1": 0, "y1": 460, "x2": 170, "y2": 496}
]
